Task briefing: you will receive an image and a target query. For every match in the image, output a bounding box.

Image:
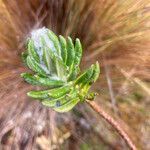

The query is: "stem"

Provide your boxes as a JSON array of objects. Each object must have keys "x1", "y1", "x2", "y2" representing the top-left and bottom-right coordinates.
[{"x1": 86, "y1": 100, "x2": 137, "y2": 150}]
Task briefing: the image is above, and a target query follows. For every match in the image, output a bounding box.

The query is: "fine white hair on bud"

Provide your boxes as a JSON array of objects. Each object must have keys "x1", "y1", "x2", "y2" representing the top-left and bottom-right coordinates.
[{"x1": 31, "y1": 27, "x2": 56, "y2": 54}]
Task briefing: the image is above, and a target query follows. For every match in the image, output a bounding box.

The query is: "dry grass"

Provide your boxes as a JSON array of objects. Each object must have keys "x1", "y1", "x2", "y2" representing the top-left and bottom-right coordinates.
[{"x1": 0, "y1": 0, "x2": 149, "y2": 149}]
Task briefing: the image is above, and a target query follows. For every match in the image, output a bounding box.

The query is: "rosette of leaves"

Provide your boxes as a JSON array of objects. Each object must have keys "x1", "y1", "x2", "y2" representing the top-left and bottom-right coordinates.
[{"x1": 21, "y1": 27, "x2": 100, "y2": 112}]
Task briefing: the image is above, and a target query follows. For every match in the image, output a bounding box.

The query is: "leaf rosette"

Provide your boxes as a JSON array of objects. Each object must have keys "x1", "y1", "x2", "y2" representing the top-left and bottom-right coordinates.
[{"x1": 21, "y1": 27, "x2": 100, "y2": 112}]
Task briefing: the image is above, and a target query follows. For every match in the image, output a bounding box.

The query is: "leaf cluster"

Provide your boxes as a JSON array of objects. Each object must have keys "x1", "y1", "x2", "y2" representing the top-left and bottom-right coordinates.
[{"x1": 21, "y1": 28, "x2": 100, "y2": 112}]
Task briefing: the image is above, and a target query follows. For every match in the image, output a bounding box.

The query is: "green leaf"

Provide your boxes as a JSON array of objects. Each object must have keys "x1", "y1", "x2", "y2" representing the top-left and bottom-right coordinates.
[
  {"x1": 34, "y1": 74, "x2": 65, "y2": 87},
  {"x1": 66, "y1": 37, "x2": 75, "y2": 67},
  {"x1": 67, "y1": 63, "x2": 75, "y2": 81},
  {"x1": 42, "y1": 86, "x2": 78, "y2": 108},
  {"x1": 59, "y1": 35, "x2": 67, "y2": 64},
  {"x1": 92, "y1": 61, "x2": 100, "y2": 82},
  {"x1": 75, "y1": 64, "x2": 95, "y2": 86},
  {"x1": 26, "y1": 56, "x2": 48, "y2": 76},
  {"x1": 53, "y1": 97, "x2": 80, "y2": 112},
  {"x1": 21, "y1": 73, "x2": 65, "y2": 87},
  {"x1": 41, "y1": 36, "x2": 67, "y2": 79},
  {"x1": 47, "y1": 29, "x2": 61, "y2": 56},
  {"x1": 74, "y1": 38, "x2": 82, "y2": 67},
  {"x1": 67, "y1": 38, "x2": 82, "y2": 81},
  {"x1": 27, "y1": 39, "x2": 40, "y2": 62},
  {"x1": 54, "y1": 55, "x2": 67, "y2": 80},
  {"x1": 21, "y1": 73, "x2": 41, "y2": 85},
  {"x1": 27, "y1": 83, "x2": 72, "y2": 99},
  {"x1": 42, "y1": 95, "x2": 66, "y2": 108}
]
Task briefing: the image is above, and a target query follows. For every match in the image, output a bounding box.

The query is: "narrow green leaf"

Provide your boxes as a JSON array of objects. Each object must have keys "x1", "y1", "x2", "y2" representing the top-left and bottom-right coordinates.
[
  {"x1": 67, "y1": 39, "x2": 82, "y2": 81},
  {"x1": 74, "y1": 38, "x2": 82, "y2": 67},
  {"x1": 27, "y1": 83, "x2": 72, "y2": 99},
  {"x1": 21, "y1": 73, "x2": 41, "y2": 85},
  {"x1": 54, "y1": 55, "x2": 67, "y2": 80},
  {"x1": 77, "y1": 62, "x2": 100, "y2": 99},
  {"x1": 21, "y1": 72, "x2": 64, "y2": 87},
  {"x1": 85, "y1": 62, "x2": 100, "y2": 85},
  {"x1": 26, "y1": 56, "x2": 48, "y2": 76},
  {"x1": 73, "y1": 39, "x2": 82, "y2": 77},
  {"x1": 47, "y1": 30, "x2": 61, "y2": 56},
  {"x1": 42, "y1": 46, "x2": 52, "y2": 72},
  {"x1": 40, "y1": 36, "x2": 56, "y2": 74},
  {"x1": 66, "y1": 37, "x2": 75, "y2": 67},
  {"x1": 59, "y1": 35, "x2": 67, "y2": 64},
  {"x1": 34, "y1": 74, "x2": 65, "y2": 87},
  {"x1": 42, "y1": 95, "x2": 66, "y2": 108},
  {"x1": 28, "y1": 39, "x2": 39, "y2": 62},
  {"x1": 41, "y1": 36, "x2": 67, "y2": 79},
  {"x1": 67, "y1": 63, "x2": 75, "y2": 81},
  {"x1": 42, "y1": 87, "x2": 78, "y2": 108},
  {"x1": 75, "y1": 64, "x2": 95, "y2": 86},
  {"x1": 92, "y1": 61, "x2": 100, "y2": 82},
  {"x1": 53, "y1": 97, "x2": 80, "y2": 112}
]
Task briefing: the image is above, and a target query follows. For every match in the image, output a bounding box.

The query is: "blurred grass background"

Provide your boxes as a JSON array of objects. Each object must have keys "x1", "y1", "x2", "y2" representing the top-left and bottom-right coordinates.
[{"x1": 0, "y1": 0, "x2": 149, "y2": 149}]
